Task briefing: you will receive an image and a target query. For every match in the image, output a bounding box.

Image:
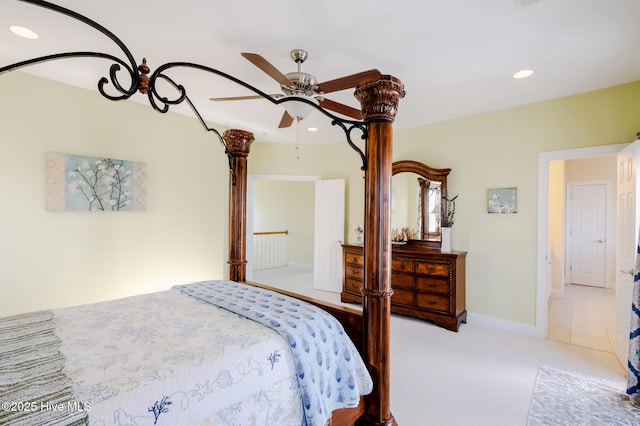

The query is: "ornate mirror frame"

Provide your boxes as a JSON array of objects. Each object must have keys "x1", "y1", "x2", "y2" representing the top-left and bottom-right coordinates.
[{"x1": 392, "y1": 160, "x2": 451, "y2": 249}]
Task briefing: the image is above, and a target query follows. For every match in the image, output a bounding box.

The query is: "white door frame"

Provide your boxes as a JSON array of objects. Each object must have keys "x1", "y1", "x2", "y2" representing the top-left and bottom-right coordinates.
[{"x1": 536, "y1": 143, "x2": 628, "y2": 338}]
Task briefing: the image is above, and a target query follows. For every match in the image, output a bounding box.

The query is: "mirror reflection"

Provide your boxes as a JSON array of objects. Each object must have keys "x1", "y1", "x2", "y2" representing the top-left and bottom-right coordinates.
[
  {"x1": 391, "y1": 174, "x2": 442, "y2": 241},
  {"x1": 391, "y1": 161, "x2": 451, "y2": 247}
]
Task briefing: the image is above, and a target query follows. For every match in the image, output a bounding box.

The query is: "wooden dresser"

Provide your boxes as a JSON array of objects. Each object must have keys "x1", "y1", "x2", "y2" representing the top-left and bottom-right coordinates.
[{"x1": 341, "y1": 242, "x2": 467, "y2": 331}]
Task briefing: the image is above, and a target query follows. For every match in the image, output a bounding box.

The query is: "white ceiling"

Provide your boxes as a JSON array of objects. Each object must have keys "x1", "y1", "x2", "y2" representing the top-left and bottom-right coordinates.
[{"x1": 2, "y1": 0, "x2": 640, "y2": 144}]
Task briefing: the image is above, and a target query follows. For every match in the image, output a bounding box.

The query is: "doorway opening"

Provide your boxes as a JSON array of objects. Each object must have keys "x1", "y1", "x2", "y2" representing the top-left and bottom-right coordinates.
[
  {"x1": 537, "y1": 143, "x2": 628, "y2": 339},
  {"x1": 548, "y1": 170, "x2": 617, "y2": 353},
  {"x1": 246, "y1": 174, "x2": 319, "y2": 283}
]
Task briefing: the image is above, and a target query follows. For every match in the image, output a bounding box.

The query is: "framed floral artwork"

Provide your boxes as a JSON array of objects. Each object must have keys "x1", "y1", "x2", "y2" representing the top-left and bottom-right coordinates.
[
  {"x1": 46, "y1": 152, "x2": 146, "y2": 211},
  {"x1": 488, "y1": 187, "x2": 517, "y2": 213}
]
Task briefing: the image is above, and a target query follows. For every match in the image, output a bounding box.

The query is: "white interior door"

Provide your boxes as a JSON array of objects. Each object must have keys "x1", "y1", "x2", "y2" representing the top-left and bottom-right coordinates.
[
  {"x1": 569, "y1": 184, "x2": 606, "y2": 287},
  {"x1": 616, "y1": 141, "x2": 639, "y2": 365},
  {"x1": 245, "y1": 177, "x2": 254, "y2": 281},
  {"x1": 314, "y1": 179, "x2": 345, "y2": 292}
]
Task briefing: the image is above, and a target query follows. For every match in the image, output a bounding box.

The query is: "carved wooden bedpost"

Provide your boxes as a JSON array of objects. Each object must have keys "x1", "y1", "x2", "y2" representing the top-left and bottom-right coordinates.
[
  {"x1": 418, "y1": 178, "x2": 431, "y2": 239},
  {"x1": 354, "y1": 75, "x2": 405, "y2": 426},
  {"x1": 225, "y1": 129, "x2": 254, "y2": 282}
]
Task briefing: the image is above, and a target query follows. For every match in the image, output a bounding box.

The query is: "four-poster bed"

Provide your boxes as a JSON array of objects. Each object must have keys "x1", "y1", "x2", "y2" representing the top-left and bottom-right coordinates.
[{"x1": 0, "y1": 1, "x2": 405, "y2": 424}]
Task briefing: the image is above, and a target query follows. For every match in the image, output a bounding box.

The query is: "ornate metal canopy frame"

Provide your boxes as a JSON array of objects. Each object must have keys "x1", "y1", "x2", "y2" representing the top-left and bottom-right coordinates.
[
  {"x1": 2, "y1": 3, "x2": 408, "y2": 424},
  {"x1": 0, "y1": 0, "x2": 370, "y2": 176}
]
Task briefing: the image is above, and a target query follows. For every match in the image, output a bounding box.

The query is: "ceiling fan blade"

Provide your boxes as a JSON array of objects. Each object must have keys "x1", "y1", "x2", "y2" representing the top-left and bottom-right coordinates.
[
  {"x1": 318, "y1": 98, "x2": 363, "y2": 120},
  {"x1": 210, "y1": 94, "x2": 282, "y2": 102},
  {"x1": 316, "y1": 69, "x2": 381, "y2": 94},
  {"x1": 278, "y1": 111, "x2": 295, "y2": 128},
  {"x1": 241, "y1": 52, "x2": 292, "y2": 87},
  {"x1": 210, "y1": 95, "x2": 262, "y2": 101}
]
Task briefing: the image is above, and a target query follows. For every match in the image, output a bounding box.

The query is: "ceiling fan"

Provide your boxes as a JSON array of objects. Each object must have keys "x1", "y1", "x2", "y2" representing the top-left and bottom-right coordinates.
[{"x1": 210, "y1": 49, "x2": 381, "y2": 128}]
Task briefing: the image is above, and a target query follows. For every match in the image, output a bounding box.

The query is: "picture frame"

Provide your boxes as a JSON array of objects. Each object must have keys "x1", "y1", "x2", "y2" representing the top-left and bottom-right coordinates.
[
  {"x1": 488, "y1": 187, "x2": 517, "y2": 214},
  {"x1": 46, "y1": 152, "x2": 147, "y2": 212}
]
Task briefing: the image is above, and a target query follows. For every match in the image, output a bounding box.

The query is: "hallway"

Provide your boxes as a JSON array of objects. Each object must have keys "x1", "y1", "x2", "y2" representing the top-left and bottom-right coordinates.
[{"x1": 547, "y1": 284, "x2": 617, "y2": 354}]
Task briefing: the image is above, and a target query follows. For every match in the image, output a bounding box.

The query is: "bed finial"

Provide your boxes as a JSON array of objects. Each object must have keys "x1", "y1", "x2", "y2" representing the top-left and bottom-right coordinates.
[
  {"x1": 224, "y1": 129, "x2": 254, "y2": 158},
  {"x1": 354, "y1": 75, "x2": 405, "y2": 123},
  {"x1": 137, "y1": 58, "x2": 150, "y2": 95}
]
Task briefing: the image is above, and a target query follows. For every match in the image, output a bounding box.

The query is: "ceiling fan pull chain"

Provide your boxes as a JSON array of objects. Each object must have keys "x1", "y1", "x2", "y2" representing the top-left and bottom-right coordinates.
[{"x1": 295, "y1": 119, "x2": 301, "y2": 160}]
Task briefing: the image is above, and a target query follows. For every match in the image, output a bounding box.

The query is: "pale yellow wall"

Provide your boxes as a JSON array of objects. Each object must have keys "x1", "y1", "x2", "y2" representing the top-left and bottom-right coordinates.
[
  {"x1": 391, "y1": 174, "x2": 423, "y2": 237},
  {"x1": 565, "y1": 156, "x2": 617, "y2": 181},
  {"x1": 249, "y1": 81, "x2": 640, "y2": 326},
  {"x1": 249, "y1": 142, "x2": 366, "y2": 244},
  {"x1": 4, "y1": 70, "x2": 640, "y2": 329},
  {"x1": 548, "y1": 160, "x2": 565, "y2": 293},
  {"x1": 253, "y1": 180, "x2": 315, "y2": 266},
  {"x1": 391, "y1": 82, "x2": 640, "y2": 325},
  {"x1": 391, "y1": 173, "x2": 411, "y2": 231},
  {"x1": 0, "y1": 72, "x2": 229, "y2": 316}
]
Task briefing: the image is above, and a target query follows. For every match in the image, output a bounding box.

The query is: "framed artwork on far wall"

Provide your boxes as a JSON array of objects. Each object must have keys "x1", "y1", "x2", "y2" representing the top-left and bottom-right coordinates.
[
  {"x1": 46, "y1": 152, "x2": 147, "y2": 212},
  {"x1": 488, "y1": 187, "x2": 517, "y2": 214}
]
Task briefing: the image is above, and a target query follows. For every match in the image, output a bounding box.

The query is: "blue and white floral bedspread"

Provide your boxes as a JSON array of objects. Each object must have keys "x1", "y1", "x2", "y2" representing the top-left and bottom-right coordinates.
[
  {"x1": 174, "y1": 280, "x2": 373, "y2": 426},
  {"x1": 52, "y1": 284, "x2": 306, "y2": 425}
]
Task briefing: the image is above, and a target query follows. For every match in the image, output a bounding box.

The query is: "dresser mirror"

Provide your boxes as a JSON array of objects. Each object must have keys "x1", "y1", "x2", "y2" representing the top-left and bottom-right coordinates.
[{"x1": 391, "y1": 160, "x2": 451, "y2": 248}]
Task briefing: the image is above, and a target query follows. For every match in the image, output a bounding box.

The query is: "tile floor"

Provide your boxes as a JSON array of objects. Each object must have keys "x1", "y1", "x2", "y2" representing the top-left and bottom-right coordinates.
[{"x1": 547, "y1": 283, "x2": 617, "y2": 353}]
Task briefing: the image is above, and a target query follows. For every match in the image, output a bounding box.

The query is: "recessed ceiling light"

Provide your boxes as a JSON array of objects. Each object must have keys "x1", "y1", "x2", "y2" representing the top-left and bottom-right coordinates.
[
  {"x1": 10, "y1": 25, "x2": 39, "y2": 39},
  {"x1": 513, "y1": 69, "x2": 534, "y2": 79},
  {"x1": 307, "y1": 127, "x2": 318, "y2": 132}
]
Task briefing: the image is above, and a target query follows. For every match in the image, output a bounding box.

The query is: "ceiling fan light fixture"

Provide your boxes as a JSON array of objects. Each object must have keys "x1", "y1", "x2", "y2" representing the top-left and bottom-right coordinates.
[{"x1": 282, "y1": 94, "x2": 318, "y2": 121}]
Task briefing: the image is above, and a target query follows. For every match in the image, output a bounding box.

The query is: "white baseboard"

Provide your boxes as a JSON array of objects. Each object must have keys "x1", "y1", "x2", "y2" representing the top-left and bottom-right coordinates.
[{"x1": 466, "y1": 311, "x2": 542, "y2": 338}]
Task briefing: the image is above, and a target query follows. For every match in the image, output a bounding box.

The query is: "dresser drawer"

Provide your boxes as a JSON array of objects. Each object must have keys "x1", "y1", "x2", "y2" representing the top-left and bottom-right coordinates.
[
  {"x1": 392, "y1": 288, "x2": 414, "y2": 306},
  {"x1": 345, "y1": 252, "x2": 364, "y2": 266},
  {"x1": 392, "y1": 259, "x2": 413, "y2": 273},
  {"x1": 344, "y1": 278, "x2": 363, "y2": 294},
  {"x1": 416, "y1": 261, "x2": 450, "y2": 278},
  {"x1": 391, "y1": 273, "x2": 413, "y2": 290},
  {"x1": 416, "y1": 292, "x2": 450, "y2": 313},
  {"x1": 416, "y1": 277, "x2": 450, "y2": 295},
  {"x1": 345, "y1": 264, "x2": 364, "y2": 280},
  {"x1": 341, "y1": 243, "x2": 466, "y2": 332}
]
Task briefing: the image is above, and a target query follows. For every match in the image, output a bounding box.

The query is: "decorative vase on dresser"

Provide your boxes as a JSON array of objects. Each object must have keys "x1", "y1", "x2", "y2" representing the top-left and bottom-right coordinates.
[
  {"x1": 341, "y1": 241, "x2": 467, "y2": 331},
  {"x1": 440, "y1": 226, "x2": 452, "y2": 253}
]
